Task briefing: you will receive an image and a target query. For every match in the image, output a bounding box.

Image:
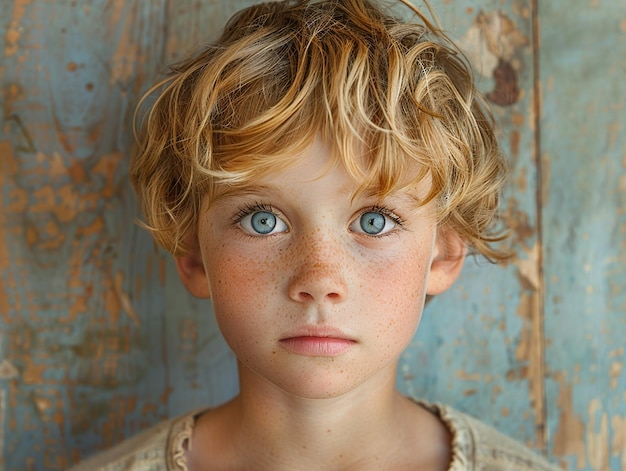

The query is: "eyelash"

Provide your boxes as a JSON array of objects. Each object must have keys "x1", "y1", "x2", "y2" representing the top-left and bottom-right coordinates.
[
  {"x1": 230, "y1": 201, "x2": 278, "y2": 226},
  {"x1": 361, "y1": 205, "x2": 405, "y2": 225}
]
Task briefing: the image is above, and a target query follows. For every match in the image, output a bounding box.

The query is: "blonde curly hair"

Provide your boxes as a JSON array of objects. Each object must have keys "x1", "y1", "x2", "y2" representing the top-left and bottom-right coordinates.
[{"x1": 131, "y1": 0, "x2": 509, "y2": 261}]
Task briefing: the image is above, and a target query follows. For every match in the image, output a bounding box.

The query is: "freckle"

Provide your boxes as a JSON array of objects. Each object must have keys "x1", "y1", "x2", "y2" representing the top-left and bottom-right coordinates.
[
  {"x1": 326, "y1": 429, "x2": 332, "y2": 433},
  {"x1": 67, "y1": 62, "x2": 78, "y2": 71},
  {"x1": 85, "y1": 82, "x2": 94, "y2": 91}
]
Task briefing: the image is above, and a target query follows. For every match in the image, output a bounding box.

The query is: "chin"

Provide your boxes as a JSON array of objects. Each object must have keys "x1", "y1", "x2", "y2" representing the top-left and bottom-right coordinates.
[
  {"x1": 250, "y1": 357, "x2": 396, "y2": 401},
  {"x1": 279, "y1": 380, "x2": 366, "y2": 400}
]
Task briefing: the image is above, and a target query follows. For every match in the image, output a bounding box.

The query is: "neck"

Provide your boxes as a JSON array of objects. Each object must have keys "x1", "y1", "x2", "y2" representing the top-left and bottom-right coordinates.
[
  {"x1": 238, "y1": 365, "x2": 402, "y2": 463},
  {"x1": 191, "y1": 362, "x2": 451, "y2": 471}
]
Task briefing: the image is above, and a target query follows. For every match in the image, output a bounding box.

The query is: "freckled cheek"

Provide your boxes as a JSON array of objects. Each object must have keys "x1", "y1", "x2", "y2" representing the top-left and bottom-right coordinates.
[
  {"x1": 359, "y1": 248, "x2": 431, "y2": 340},
  {"x1": 204, "y1": 247, "x2": 288, "y2": 337},
  {"x1": 361, "y1": 249, "x2": 431, "y2": 305}
]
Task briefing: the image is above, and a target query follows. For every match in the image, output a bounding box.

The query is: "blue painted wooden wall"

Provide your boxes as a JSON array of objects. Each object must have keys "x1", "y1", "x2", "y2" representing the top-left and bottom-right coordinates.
[{"x1": 0, "y1": 0, "x2": 624, "y2": 469}]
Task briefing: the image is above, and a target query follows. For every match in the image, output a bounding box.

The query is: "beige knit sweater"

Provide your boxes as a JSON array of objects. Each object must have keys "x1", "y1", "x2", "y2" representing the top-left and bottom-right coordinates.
[{"x1": 68, "y1": 401, "x2": 561, "y2": 471}]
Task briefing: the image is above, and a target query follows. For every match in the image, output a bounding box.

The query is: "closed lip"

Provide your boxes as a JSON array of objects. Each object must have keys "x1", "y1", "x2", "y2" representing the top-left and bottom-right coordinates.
[
  {"x1": 279, "y1": 325, "x2": 355, "y2": 341},
  {"x1": 279, "y1": 326, "x2": 356, "y2": 356}
]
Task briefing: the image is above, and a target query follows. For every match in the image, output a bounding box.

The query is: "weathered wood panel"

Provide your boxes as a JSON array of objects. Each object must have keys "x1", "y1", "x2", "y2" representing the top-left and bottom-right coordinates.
[
  {"x1": 0, "y1": 2, "x2": 239, "y2": 469},
  {"x1": 400, "y1": 0, "x2": 548, "y2": 449},
  {"x1": 538, "y1": 1, "x2": 626, "y2": 469},
  {"x1": 0, "y1": 0, "x2": 624, "y2": 470}
]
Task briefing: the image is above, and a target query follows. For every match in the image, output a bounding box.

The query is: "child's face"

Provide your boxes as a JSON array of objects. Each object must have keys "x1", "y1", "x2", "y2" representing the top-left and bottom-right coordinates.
[{"x1": 176, "y1": 137, "x2": 464, "y2": 399}]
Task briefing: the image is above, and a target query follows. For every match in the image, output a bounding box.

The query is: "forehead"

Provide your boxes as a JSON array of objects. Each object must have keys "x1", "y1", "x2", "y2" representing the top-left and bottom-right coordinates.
[{"x1": 211, "y1": 137, "x2": 432, "y2": 207}]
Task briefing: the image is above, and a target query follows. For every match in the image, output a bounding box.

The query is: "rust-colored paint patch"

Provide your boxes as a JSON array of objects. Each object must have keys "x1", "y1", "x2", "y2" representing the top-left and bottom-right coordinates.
[
  {"x1": 0, "y1": 141, "x2": 15, "y2": 319},
  {"x1": 22, "y1": 359, "x2": 47, "y2": 385},
  {"x1": 109, "y1": 2, "x2": 142, "y2": 87},
  {"x1": 2, "y1": 0, "x2": 623, "y2": 469},
  {"x1": 488, "y1": 59, "x2": 521, "y2": 106},
  {"x1": 501, "y1": 198, "x2": 536, "y2": 250},
  {"x1": 513, "y1": 288, "x2": 544, "y2": 447},
  {"x1": 98, "y1": 395, "x2": 139, "y2": 448},
  {"x1": 2, "y1": 83, "x2": 25, "y2": 116},
  {"x1": 461, "y1": 10, "x2": 530, "y2": 106},
  {"x1": 510, "y1": 129, "x2": 521, "y2": 159}
]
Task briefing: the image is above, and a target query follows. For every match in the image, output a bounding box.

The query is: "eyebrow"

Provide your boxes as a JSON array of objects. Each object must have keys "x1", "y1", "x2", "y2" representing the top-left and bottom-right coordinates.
[
  {"x1": 213, "y1": 182, "x2": 425, "y2": 210},
  {"x1": 213, "y1": 184, "x2": 290, "y2": 204},
  {"x1": 354, "y1": 186, "x2": 426, "y2": 207}
]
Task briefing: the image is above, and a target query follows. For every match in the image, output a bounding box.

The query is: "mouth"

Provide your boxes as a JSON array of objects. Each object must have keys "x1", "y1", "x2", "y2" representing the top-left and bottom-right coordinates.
[{"x1": 279, "y1": 326, "x2": 356, "y2": 357}]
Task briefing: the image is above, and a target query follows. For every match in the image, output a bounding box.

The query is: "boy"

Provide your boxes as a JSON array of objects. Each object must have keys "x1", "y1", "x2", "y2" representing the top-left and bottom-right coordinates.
[{"x1": 71, "y1": 0, "x2": 560, "y2": 469}]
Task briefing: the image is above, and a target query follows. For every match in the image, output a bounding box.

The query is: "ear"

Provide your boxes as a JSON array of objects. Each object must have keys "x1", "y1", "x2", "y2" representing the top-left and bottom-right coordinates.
[
  {"x1": 174, "y1": 247, "x2": 211, "y2": 299},
  {"x1": 426, "y1": 228, "x2": 466, "y2": 296}
]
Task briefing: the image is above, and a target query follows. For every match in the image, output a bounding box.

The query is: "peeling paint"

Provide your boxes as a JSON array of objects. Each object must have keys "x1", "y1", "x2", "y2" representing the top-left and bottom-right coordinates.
[
  {"x1": 516, "y1": 242, "x2": 541, "y2": 290},
  {"x1": 609, "y1": 362, "x2": 624, "y2": 390},
  {"x1": 514, "y1": 290, "x2": 545, "y2": 447},
  {"x1": 455, "y1": 370, "x2": 482, "y2": 382},
  {"x1": 587, "y1": 400, "x2": 610, "y2": 471},
  {"x1": 2, "y1": 1, "x2": 624, "y2": 470},
  {"x1": 114, "y1": 271, "x2": 140, "y2": 326},
  {"x1": 109, "y1": 1, "x2": 142, "y2": 87},
  {"x1": 501, "y1": 197, "x2": 535, "y2": 249},
  {"x1": 0, "y1": 361, "x2": 19, "y2": 380},
  {"x1": 0, "y1": 141, "x2": 14, "y2": 320},
  {"x1": 461, "y1": 10, "x2": 529, "y2": 105},
  {"x1": 541, "y1": 152, "x2": 551, "y2": 205},
  {"x1": 0, "y1": 389, "x2": 5, "y2": 466},
  {"x1": 4, "y1": 0, "x2": 31, "y2": 57},
  {"x1": 552, "y1": 373, "x2": 586, "y2": 468},
  {"x1": 611, "y1": 416, "x2": 626, "y2": 470}
]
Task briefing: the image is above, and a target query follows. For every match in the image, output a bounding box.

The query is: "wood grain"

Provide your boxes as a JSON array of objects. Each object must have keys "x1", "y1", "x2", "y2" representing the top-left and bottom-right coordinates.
[
  {"x1": 0, "y1": 1, "x2": 624, "y2": 470},
  {"x1": 539, "y1": 1, "x2": 626, "y2": 469}
]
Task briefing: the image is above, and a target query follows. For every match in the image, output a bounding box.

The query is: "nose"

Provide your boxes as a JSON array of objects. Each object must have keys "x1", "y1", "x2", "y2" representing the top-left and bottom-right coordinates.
[{"x1": 287, "y1": 241, "x2": 348, "y2": 305}]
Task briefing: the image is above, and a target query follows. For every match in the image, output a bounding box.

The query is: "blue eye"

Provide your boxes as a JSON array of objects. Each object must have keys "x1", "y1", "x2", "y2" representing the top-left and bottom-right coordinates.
[
  {"x1": 360, "y1": 212, "x2": 386, "y2": 234},
  {"x1": 240, "y1": 210, "x2": 288, "y2": 236},
  {"x1": 251, "y1": 212, "x2": 276, "y2": 234},
  {"x1": 350, "y1": 209, "x2": 398, "y2": 236}
]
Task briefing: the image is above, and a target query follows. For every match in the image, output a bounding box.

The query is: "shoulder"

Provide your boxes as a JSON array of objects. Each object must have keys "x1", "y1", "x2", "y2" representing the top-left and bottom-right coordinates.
[
  {"x1": 418, "y1": 401, "x2": 561, "y2": 471},
  {"x1": 68, "y1": 408, "x2": 206, "y2": 471}
]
